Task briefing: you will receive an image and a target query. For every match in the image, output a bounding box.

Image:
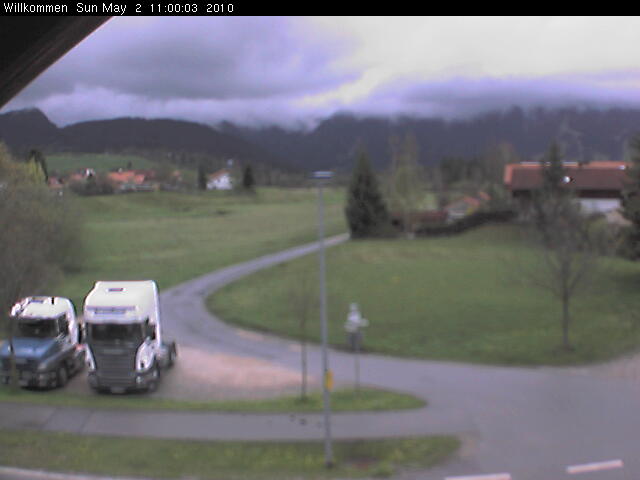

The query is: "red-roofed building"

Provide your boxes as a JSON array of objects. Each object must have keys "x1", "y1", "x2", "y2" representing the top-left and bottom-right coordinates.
[
  {"x1": 445, "y1": 195, "x2": 484, "y2": 221},
  {"x1": 47, "y1": 176, "x2": 64, "y2": 190},
  {"x1": 106, "y1": 169, "x2": 157, "y2": 192},
  {"x1": 504, "y1": 161, "x2": 628, "y2": 213}
]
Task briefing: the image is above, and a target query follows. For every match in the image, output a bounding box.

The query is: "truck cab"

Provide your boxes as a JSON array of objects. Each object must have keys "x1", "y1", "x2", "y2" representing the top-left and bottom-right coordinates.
[
  {"x1": 83, "y1": 280, "x2": 176, "y2": 394},
  {"x1": 0, "y1": 296, "x2": 85, "y2": 388}
]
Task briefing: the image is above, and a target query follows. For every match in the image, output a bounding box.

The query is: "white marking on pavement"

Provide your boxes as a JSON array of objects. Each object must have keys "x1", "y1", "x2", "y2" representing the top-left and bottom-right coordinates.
[
  {"x1": 445, "y1": 474, "x2": 511, "y2": 480},
  {"x1": 566, "y1": 459, "x2": 623, "y2": 474}
]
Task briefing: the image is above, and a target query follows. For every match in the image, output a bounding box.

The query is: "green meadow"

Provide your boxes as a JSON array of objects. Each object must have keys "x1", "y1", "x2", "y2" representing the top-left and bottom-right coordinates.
[
  {"x1": 210, "y1": 224, "x2": 640, "y2": 366},
  {"x1": 55, "y1": 188, "x2": 347, "y2": 309}
]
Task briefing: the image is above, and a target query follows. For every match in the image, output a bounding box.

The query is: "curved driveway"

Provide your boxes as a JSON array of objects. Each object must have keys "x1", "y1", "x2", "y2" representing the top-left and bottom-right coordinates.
[{"x1": 2, "y1": 234, "x2": 640, "y2": 480}]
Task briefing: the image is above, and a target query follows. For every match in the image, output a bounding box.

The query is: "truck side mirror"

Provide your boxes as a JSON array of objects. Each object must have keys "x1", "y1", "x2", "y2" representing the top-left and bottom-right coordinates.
[{"x1": 145, "y1": 323, "x2": 156, "y2": 340}]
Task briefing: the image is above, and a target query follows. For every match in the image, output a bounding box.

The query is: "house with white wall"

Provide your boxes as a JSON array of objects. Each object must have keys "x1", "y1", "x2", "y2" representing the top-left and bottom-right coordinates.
[
  {"x1": 207, "y1": 169, "x2": 233, "y2": 190},
  {"x1": 504, "y1": 161, "x2": 628, "y2": 214}
]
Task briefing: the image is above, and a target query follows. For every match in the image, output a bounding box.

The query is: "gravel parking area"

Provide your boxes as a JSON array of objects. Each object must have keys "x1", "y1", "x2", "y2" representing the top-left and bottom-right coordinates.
[{"x1": 65, "y1": 345, "x2": 317, "y2": 401}]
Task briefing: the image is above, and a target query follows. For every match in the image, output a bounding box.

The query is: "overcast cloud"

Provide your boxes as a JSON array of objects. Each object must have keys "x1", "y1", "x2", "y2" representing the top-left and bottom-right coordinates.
[{"x1": 5, "y1": 16, "x2": 640, "y2": 129}]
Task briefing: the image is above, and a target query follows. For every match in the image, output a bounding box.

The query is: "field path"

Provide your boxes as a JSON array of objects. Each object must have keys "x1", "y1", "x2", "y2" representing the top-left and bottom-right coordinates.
[{"x1": 3, "y1": 234, "x2": 640, "y2": 480}]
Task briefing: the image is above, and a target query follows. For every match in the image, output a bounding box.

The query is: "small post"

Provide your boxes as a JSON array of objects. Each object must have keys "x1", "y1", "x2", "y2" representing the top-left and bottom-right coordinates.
[
  {"x1": 355, "y1": 331, "x2": 360, "y2": 392},
  {"x1": 345, "y1": 303, "x2": 368, "y2": 392}
]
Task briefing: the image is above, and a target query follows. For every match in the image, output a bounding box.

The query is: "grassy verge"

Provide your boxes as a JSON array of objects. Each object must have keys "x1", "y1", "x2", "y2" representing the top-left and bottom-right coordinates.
[
  {"x1": 0, "y1": 386, "x2": 425, "y2": 412},
  {"x1": 56, "y1": 187, "x2": 346, "y2": 308},
  {"x1": 209, "y1": 224, "x2": 640, "y2": 366},
  {"x1": 0, "y1": 429, "x2": 459, "y2": 479}
]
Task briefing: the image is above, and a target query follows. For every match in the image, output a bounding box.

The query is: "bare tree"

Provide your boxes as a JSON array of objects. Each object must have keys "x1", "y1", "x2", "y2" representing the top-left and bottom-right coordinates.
[
  {"x1": 526, "y1": 200, "x2": 604, "y2": 350},
  {"x1": 481, "y1": 142, "x2": 520, "y2": 187},
  {"x1": 524, "y1": 143, "x2": 607, "y2": 350},
  {"x1": 289, "y1": 266, "x2": 318, "y2": 400},
  {"x1": 387, "y1": 133, "x2": 426, "y2": 237}
]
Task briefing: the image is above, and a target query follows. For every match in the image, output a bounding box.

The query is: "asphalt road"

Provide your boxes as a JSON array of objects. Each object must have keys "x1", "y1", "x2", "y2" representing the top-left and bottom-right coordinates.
[{"x1": 2, "y1": 233, "x2": 640, "y2": 480}]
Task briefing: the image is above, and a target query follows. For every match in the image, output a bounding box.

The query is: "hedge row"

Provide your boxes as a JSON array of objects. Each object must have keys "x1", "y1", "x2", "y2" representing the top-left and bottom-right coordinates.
[{"x1": 415, "y1": 209, "x2": 516, "y2": 236}]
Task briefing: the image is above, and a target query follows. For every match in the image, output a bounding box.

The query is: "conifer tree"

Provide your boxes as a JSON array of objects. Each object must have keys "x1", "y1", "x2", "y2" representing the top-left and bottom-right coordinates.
[
  {"x1": 242, "y1": 164, "x2": 255, "y2": 192},
  {"x1": 345, "y1": 151, "x2": 389, "y2": 238},
  {"x1": 197, "y1": 163, "x2": 207, "y2": 191}
]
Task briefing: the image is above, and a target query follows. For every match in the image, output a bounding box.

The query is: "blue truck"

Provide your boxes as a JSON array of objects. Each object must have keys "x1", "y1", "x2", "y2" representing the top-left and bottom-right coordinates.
[{"x1": 0, "y1": 296, "x2": 85, "y2": 388}]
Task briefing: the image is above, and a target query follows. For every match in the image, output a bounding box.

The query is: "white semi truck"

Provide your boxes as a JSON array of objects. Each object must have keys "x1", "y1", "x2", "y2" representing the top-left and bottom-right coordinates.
[{"x1": 83, "y1": 280, "x2": 176, "y2": 393}]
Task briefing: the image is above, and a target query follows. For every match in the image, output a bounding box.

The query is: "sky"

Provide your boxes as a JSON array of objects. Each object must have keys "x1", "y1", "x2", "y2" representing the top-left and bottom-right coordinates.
[{"x1": 5, "y1": 16, "x2": 640, "y2": 129}]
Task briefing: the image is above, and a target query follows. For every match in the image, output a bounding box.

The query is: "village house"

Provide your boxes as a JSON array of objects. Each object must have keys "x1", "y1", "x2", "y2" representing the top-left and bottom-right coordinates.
[
  {"x1": 444, "y1": 192, "x2": 490, "y2": 222},
  {"x1": 68, "y1": 167, "x2": 95, "y2": 182},
  {"x1": 207, "y1": 169, "x2": 233, "y2": 190},
  {"x1": 47, "y1": 176, "x2": 64, "y2": 190},
  {"x1": 504, "y1": 161, "x2": 628, "y2": 214},
  {"x1": 107, "y1": 169, "x2": 157, "y2": 192}
]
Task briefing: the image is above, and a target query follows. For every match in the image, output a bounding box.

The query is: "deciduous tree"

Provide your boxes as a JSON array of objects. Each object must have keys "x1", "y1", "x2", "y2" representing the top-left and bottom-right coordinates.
[
  {"x1": 289, "y1": 266, "x2": 318, "y2": 400},
  {"x1": 387, "y1": 133, "x2": 426, "y2": 237},
  {"x1": 0, "y1": 144, "x2": 83, "y2": 386},
  {"x1": 621, "y1": 135, "x2": 640, "y2": 259},
  {"x1": 526, "y1": 143, "x2": 604, "y2": 351}
]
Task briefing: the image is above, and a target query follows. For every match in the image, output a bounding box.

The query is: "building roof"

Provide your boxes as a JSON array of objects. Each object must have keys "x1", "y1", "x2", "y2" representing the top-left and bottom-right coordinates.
[
  {"x1": 47, "y1": 176, "x2": 63, "y2": 189},
  {"x1": 107, "y1": 170, "x2": 153, "y2": 185},
  {"x1": 504, "y1": 161, "x2": 628, "y2": 192},
  {"x1": 208, "y1": 169, "x2": 231, "y2": 180},
  {"x1": 446, "y1": 196, "x2": 482, "y2": 210}
]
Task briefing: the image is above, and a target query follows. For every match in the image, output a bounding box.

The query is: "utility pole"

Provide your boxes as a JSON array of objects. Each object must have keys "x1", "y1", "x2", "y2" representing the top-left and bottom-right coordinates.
[{"x1": 313, "y1": 170, "x2": 334, "y2": 468}]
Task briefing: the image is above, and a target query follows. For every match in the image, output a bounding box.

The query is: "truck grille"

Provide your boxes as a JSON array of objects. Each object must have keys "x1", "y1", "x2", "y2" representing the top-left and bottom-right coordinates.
[
  {"x1": 2, "y1": 358, "x2": 38, "y2": 371},
  {"x1": 92, "y1": 345, "x2": 137, "y2": 385}
]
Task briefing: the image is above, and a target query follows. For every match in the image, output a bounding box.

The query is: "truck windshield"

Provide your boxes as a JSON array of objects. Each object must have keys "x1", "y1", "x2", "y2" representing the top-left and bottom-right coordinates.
[
  {"x1": 88, "y1": 323, "x2": 143, "y2": 344},
  {"x1": 13, "y1": 318, "x2": 59, "y2": 338}
]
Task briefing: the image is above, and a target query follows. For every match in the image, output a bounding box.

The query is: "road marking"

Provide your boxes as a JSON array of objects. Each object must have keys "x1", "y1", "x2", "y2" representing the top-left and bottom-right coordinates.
[
  {"x1": 445, "y1": 474, "x2": 511, "y2": 480},
  {"x1": 566, "y1": 459, "x2": 623, "y2": 474}
]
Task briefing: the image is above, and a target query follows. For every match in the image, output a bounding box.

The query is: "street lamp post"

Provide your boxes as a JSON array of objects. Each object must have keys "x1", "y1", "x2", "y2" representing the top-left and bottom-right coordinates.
[{"x1": 313, "y1": 170, "x2": 334, "y2": 468}]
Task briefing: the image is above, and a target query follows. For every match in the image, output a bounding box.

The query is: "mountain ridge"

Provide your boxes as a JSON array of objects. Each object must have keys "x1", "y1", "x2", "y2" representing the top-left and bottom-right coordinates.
[{"x1": 2, "y1": 107, "x2": 640, "y2": 171}]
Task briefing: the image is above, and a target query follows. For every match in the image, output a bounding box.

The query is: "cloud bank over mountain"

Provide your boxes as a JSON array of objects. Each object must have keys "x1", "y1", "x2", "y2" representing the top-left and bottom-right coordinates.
[{"x1": 5, "y1": 17, "x2": 640, "y2": 129}]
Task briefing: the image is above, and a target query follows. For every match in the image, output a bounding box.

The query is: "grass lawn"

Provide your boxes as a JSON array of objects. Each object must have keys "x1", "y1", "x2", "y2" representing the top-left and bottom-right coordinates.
[
  {"x1": 0, "y1": 386, "x2": 425, "y2": 412},
  {"x1": 55, "y1": 187, "x2": 346, "y2": 309},
  {"x1": 0, "y1": 429, "x2": 459, "y2": 479},
  {"x1": 209, "y1": 224, "x2": 640, "y2": 366},
  {"x1": 47, "y1": 153, "x2": 156, "y2": 175}
]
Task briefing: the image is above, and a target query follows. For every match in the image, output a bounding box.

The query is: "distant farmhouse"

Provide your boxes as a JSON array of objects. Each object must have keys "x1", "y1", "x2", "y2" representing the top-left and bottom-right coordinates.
[
  {"x1": 207, "y1": 169, "x2": 233, "y2": 190},
  {"x1": 504, "y1": 161, "x2": 628, "y2": 214},
  {"x1": 68, "y1": 168, "x2": 95, "y2": 182},
  {"x1": 445, "y1": 192, "x2": 490, "y2": 222},
  {"x1": 107, "y1": 169, "x2": 157, "y2": 192}
]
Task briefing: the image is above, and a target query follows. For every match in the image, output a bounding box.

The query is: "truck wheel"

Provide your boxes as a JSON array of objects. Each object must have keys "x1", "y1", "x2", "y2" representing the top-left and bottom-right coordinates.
[
  {"x1": 56, "y1": 366, "x2": 68, "y2": 388},
  {"x1": 76, "y1": 350, "x2": 86, "y2": 374},
  {"x1": 168, "y1": 343, "x2": 177, "y2": 368},
  {"x1": 147, "y1": 365, "x2": 160, "y2": 393}
]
